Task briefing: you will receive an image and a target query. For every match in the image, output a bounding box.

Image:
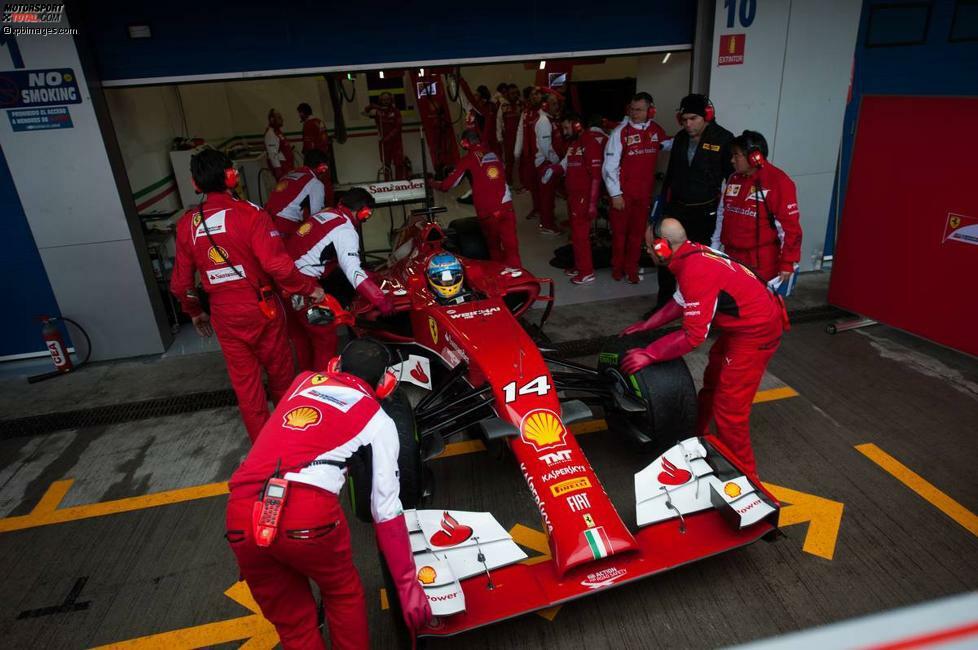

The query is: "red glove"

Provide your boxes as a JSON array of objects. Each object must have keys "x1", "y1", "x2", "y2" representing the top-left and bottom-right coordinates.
[
  {"x1": 356, "y1": 278, "x2": 395, "y2": 316},
  {"x1": 375, "y1": 515, "x2": 432, "y2": 632},
  {"x1": 621, "y1": 329, "x2": 695, "y2": 374},
  {"x1": 620, "y1": 298, "x2": 683, "y2": 336},
  {"x1": 587, "y1": 178, "x2": 601, "y2": 220}
]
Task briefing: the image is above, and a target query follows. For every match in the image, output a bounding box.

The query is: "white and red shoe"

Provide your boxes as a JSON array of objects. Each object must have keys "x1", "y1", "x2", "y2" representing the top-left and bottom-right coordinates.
[{"x1": 571, "y1": 273, "x2": 595, "y2": 285}]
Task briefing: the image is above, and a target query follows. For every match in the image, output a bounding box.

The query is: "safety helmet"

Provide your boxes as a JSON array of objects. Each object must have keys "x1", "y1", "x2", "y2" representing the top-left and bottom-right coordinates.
[{"x1": 426, "y1": 253, "x2": 464, "y2": 300}]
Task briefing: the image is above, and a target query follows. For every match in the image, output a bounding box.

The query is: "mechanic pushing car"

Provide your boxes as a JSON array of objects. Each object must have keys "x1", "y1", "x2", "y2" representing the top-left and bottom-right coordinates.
[
  {"x1": 170, "y1": 149, "x2": 324, "y2": 442},
  {"x1": 431, "y1": 129, "x2": 522, "y2": 267},
  {"x1": 286, "y1": 187, "x2": 394, "y2": 371},
  {"x1": 620, "y1": 218, "x2": 789, "y2": 476},
  {"x1": 225, "y1": 338, "x2": 431, "y2": 650}
]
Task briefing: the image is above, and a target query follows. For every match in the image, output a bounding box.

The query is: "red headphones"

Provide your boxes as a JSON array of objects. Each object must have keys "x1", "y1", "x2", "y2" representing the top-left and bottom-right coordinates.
[
  {"x1": 676, "y1": 98, "x2": 715, "y2": 125},
  {"x1": 459, "y1": 138, "x2": 471, "y2": 150},
  {"x1": 225, "y1": 167, "x2": 239, "y2": 190},
  {"x1": 746, "y1": 149, "x2": 766, "y2": 168},
  {"x1": 313, "y1": 162, "x2": 329, "y2": 176},
  {"x1": 571, "y1": 120, "x2": 584, "y2": 135},
  {"x1": 325, "y1": 356, "x2": 398, "y2": 399},
  {"x1": 740, "y1": 131, "x2": 768, "y2": 168},
  {"x1": 652, "y1": 238, "x2": 673, "y2": 261},
  {"x1": 355, "y1": 205, "x2": 373, "y2": 221}
]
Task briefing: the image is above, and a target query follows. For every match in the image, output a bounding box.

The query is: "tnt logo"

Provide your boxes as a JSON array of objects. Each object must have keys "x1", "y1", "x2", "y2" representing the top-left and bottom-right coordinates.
[
  {"x1": 567, "y1": 493, "x2": 591, "y2": 512},
  {"x1": 540, "y1": 450, "x2": 572, "y2": 466}
]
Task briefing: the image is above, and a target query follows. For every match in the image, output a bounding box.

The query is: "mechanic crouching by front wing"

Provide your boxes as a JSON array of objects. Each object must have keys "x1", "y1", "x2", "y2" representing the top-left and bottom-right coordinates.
[
  {"x1": 225, "y1": 339, "x2": 431, "y2": 650},
  {"x1": 170, "y1": 149, "x2": 324, "y2": 442},
  {"x1": 620, "y1": 218, "x2": 788, "y2": 477}
]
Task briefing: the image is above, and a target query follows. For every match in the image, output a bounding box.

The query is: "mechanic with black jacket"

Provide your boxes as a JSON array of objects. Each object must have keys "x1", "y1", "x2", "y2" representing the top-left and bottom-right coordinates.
[{"x1": 656, "y1": 94, "x2": 734, "y2": 308}]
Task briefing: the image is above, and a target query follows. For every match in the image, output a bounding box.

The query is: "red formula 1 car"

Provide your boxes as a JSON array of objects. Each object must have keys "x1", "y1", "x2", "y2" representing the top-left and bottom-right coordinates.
[{"x1": 341, "y1": 212, "x2": 781, "y2": 639}]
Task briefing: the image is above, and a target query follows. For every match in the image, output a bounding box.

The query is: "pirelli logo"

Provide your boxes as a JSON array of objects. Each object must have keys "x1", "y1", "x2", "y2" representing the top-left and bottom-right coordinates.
[{"x1": 550, "y1": 477, "x2": 592, "y2": 497}]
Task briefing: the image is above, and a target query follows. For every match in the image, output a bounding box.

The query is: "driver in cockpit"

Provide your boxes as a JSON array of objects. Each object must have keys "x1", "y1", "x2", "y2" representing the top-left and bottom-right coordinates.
[{"x1": 426, "y1": 253, "x2": 475, "y2": 305}]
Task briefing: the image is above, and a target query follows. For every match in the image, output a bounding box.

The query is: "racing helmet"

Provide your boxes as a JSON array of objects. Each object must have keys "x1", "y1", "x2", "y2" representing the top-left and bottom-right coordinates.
[{"x1": 426, "y1": 253, "x2": 464, "y2": 300}]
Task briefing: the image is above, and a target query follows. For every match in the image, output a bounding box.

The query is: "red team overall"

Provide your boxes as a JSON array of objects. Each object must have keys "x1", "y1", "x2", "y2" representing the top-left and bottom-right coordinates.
[
  {"x1": 558, "y1": 115, "x2": 607, "y2": 283},
  {"x1": 365, "y1": 92, "x2": 405, "y2": 180},
  {"x1": 513, "y1": 87, "x2": 543, "y2": 219},
  {"x1": 225, "y1": 339, "x2": 430, "y2": 649},
  {"x1": 712, "y1": 131, "x2": 803, "y2": 286},
  {"x1": 459, "y1": 76, "x2": 500, "y2": 154},
  {"x1": 298, "y1": 102, "x2": 331, "y2": 155},
  {"x1": 602, "y1": 93, "x2": 672, "y2": 282},
  {"x1": 265, "y1": 150, "x2": 331, "y2": 238},
  {"x1": 265, "y1": 109, "x2": 295, "y2": 181},
  {"x1": 621, "y1": 219, "x2": 788, "y2": 476},
  {"x1": 170, "y1": 150, "x2": 323, "y2": 441},
  {"x1": 497, "y1": 85, "x2": 522, "y2": 184},
  {"x1": 434, "y1": 130, "x2": 522, "y2": 267},
  {"x1": 286, "y1": 188, "x2": 394, "y2": 371}
]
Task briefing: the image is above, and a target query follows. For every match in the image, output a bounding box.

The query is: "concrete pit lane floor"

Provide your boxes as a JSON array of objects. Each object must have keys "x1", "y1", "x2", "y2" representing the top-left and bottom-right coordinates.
[{"x1": 1, "y1": 298, "x2": 976, "y2": 648}]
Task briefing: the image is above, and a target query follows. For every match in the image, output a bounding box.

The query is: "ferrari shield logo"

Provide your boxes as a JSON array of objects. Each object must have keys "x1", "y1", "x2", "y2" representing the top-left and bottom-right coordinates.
[
  {"x1": 949, "y1": 216, "x2": 961, "y2": 229},
  {"x1": 428, "y1": 316, "x2": 438, "y2": 345},
  {"x1": 520, "y1": 409, "x2": 567, "y2": 451}
]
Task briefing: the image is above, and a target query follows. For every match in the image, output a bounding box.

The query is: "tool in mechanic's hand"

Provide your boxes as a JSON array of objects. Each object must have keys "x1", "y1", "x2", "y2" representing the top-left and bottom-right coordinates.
[
  {"x1": 306, "y1": 293, "x2": 354, "y2": 327},
  {"x1": 254, "y1": 477, "x2": 289, "y2": 547}
]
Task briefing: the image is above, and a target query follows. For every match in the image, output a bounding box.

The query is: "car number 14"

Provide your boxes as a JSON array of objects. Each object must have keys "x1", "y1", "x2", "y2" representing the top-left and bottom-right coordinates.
[{"x1": 503, "y1": 375, "x2": 551, "y2": 403}]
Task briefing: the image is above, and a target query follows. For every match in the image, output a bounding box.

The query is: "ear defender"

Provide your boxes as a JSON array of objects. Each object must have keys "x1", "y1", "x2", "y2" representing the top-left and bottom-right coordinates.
[
  {"x1": 572, "y1": 120, "x2": 583, "y2": 135},
  {"x1": 652, "y1": 238, "x2": 673, "y2": 261},
  {"x1": 224, "y1": 167, "x2": 240, "y2": 190},
  {"x1": 704, "y1": 100, "x2": 715, "y2": 122},
  {"x1": 747, "y1": 148, "x2": 766, "y2": 168},
  {"x1": 356, "y1": 206, "x2": 373, "y2": 221},
  {"x1": 314, "y1": 163, "x2": 329, "y2": 175},
  {"x1": 374, "y1": 370, "x2": 398, "y2": 399},
  {"x1": 326, "y1": 356, "x2": 341, "y2": 373}
]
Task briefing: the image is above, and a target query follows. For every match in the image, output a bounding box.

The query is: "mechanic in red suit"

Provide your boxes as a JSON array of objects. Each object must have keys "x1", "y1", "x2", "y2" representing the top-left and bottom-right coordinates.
[
  {"x1": 711, "y1": 130, "x2": 803, "y2": 291},
  {"x1": 458, "y1": 76, "x2": 500, "y2": 155},
  {"x1": 620, "y1": 219, "x2": 788, "y2": 476},
  {"x1": 497, "y1": 84, "x2": 523, "y2": 184},
  {"x1": 554, "y1": 113, "x2": 607, "y2": 284},
  {"x1": 226, "y1": 338, "x2": 431, "y2": 650},
  {"x1": 265, "y1": 149, "x2": 332, "y2": 238},
  {"x1": 534, "y1": 91, "x2": 564, "y2": 235},
  {"x1": 602, "y1": 92, "x2": 673, "y2": 283},
  {"x1": 171, "y1": 149, "x2": 324, "y2": 441},
  {"x1": 264, "y1": 109, "x2": 295, "y2": 181},
  {"x1": 286, "y1": 187, "x2": 394, "y2": 370},
  {"x1": 297, "y1": 102, "x2": 331, "y2": 156},
  {"x1": 363, "y1": 92, "x2": 405, "y2": 180},
  {"x1": 433, "y1": 129, "x2": 522, "y2": 267},
  {"x1": 513, "y1": 86, "x2": 543, "y2": 219}
]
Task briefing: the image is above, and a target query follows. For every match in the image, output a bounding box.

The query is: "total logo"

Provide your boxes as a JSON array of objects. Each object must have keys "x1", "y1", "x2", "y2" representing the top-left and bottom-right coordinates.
[{"x1": 580, "y1": 567, "x2": 627, "y2": 590}]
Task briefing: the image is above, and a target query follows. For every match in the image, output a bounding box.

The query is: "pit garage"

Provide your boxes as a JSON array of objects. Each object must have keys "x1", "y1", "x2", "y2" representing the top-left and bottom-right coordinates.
[{"x1": 1, "y1": 1, "x2": 976, "y2": 648}]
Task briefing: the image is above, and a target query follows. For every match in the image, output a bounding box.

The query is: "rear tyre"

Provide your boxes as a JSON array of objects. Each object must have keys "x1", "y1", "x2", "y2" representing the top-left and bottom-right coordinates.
[
  {"x1": 347, "y1": 388, "x2": 423, "y2": 523},
  {"x1": 445, "y1": 216, "x2": 490, "y2": 260},
  {"x1": 598, "y1": 338, "x2": 698, "y2": 450}
]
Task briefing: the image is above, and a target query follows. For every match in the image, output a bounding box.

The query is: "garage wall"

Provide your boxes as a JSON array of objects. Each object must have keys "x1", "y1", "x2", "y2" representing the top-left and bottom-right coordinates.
[{"x1": 708, "y1": 0, "x2": 861, "y2": 271}]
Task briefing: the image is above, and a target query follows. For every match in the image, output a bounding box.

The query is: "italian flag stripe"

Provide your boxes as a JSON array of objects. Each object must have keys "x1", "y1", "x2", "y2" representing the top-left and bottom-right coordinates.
[{"x1": 584, "y1": 527, "x2": 610, "y2": 559}]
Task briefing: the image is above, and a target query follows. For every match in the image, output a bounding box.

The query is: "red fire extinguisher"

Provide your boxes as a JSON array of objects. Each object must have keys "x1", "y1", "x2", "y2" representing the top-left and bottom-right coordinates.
[{"x1": 41, "y1": 316, "x2": 74, "y2": 373}]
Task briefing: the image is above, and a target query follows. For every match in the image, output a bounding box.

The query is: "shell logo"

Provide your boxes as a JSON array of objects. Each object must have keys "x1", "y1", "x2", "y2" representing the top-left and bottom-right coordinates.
[
  {"x1": 207, "y1": 246, "x2": 230, "y2": 265},
  {"x1": 297, "y1": 222, "x2": 313, "y2": 237},
  {"x1": 486, "y1": 166, "x2": 500, "y2": 179},
  {"x1": 520, "y1": 409, "x2": 566, "y2": 451},
  {"x1": 724, "y1": 482, "x2": 742, "y2": 498},
  {"x1": 417, "y1": 566, "x2": 437, "y2": 585},
  {"x1": 283, "y1": 406, "x2": 322, "y2": 431}
]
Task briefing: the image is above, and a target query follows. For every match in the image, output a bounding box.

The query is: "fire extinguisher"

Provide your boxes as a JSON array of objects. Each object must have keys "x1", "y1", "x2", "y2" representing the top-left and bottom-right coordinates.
[{"x1": 29, "y1": 316, "x2": 92, "y2": 384}]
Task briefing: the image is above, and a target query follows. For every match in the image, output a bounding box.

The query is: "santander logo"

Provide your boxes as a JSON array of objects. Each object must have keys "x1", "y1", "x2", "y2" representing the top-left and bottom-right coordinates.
[
  {"x1": 410, "y1": 361, "x2": 429, "y2": 384},
  {"x1": 657, "y1": 457, "x2": 692, "y2": 486},
  {"x1": 429, "y1": 511, "x2": 473, "y2": 547}
]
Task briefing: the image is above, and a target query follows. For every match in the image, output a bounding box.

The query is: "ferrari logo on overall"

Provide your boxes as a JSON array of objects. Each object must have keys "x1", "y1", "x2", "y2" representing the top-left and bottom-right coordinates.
[
  {"x1": 428, "y1": 316, "x2": 438, "y2": 345},
  {"x1": 950, "y1": 216, "x2": 961, "y2": 229},
  {"x1": 520, "y1": 409, "x2": 567, "y2": 451}
]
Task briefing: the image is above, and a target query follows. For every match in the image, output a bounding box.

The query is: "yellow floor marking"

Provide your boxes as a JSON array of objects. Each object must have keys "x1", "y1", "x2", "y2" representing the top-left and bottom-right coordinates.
[
  {"x1": 569, "y1": 419, "x2": 607, "y2": 436},
  {"x1": 509, "y1": 523, "x2": 560, "y2": 620},
  {"x1": 435, "y1": 439, "x2": 487, "y2": 459},
  {"x1": 753, "y1": 386, "x2": 799, "y2": 403},
  {"x1": 763, "y1": 482, "x2": 845, "y2": 560},
  {"x1": 856, "y1": 443, "x2": 978, "y2": 538},
  {"x1": 0, "y1": 479, "x2": 229, "y2": 534},
  {"x1": 91, "y1": 581, "x2": 278, "y2": 649},
  {"x1": 380, "y1": 588, "x2": 389, "y2": 611}
]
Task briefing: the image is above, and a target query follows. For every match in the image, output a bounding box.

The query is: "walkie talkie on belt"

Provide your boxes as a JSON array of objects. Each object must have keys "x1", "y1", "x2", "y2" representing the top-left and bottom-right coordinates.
[{"x1": 253, "y1": 477, "x2": 289, "y2": 547}]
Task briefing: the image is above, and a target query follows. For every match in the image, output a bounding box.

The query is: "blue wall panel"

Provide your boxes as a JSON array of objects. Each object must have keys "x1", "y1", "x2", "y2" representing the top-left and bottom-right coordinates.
[
  {"x1": 0, "y1": 147, "x2": 61, "y2": 357},
  {"x1": 78, "y1": 1, "x2": 695, "y2": 83},
  {"x1": 827, "y1": 0, "x2": 978, "y2": 256}
]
